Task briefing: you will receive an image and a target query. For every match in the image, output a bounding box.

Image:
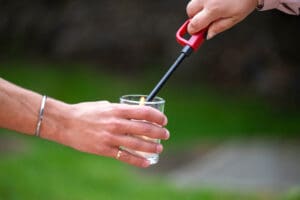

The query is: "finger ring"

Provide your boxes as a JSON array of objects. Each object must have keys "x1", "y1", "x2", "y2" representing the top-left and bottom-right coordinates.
[{"x1": 116, "y1": 149, "x2": 122, "y2": 160}]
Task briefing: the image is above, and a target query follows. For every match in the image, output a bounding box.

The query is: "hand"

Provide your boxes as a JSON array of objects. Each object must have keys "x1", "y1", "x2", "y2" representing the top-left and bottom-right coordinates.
[
  {"x1": 42, "y1": 100, "x2": 169, "y2": 168},
  {"x1": 186, "y1": 0, "x2": 258, "y2": 39}
]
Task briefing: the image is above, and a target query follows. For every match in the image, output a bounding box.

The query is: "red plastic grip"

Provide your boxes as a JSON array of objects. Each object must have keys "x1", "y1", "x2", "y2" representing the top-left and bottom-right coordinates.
[{"x1": 176, "y1": 19, "x2": 207, "y2": 51}]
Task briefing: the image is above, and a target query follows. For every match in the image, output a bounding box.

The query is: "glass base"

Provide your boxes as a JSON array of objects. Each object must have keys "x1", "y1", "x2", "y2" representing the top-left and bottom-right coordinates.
[
  {"x1": 123, "y1": 148, "x2": 159, "y2": 165},
  {"x1": 144, "y1": 153, "x2": 159, "y2": 165}
]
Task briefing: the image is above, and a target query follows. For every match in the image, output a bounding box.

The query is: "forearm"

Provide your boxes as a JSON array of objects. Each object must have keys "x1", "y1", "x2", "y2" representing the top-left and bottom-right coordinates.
[
  {"x1": 0, "y1": 78, "x2": 69, "y2": 141},
  {"x1": 0, "y1": 78, "x2": 42, "y2": 135},
  {"x1": 261, "y1": 0, "x2": 300, "y2": 15}
]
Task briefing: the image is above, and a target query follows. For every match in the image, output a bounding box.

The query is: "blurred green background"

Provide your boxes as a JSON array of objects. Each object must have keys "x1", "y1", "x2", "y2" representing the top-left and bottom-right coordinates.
[{"x1": 1, "y1": 1, "x2": 300, "y2": 200}]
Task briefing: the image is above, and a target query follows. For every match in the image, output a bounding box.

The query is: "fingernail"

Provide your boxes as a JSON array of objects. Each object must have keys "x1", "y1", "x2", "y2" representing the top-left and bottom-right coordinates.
[
  {"x1": 207, "y1": 31, "x2": 216, "y2": 40},
  {"x1": 163, "y1": 117, "x2": 168, "y2": 126},
  {"x1": 142, "y1": 160, "x2": 150, "y2": 168},
  {"x1": 165, "y1": 129, "x2": 170, "y2": 139},
  {"x1": 156, "y1": 144, "x2": 163, "y2": 153}
]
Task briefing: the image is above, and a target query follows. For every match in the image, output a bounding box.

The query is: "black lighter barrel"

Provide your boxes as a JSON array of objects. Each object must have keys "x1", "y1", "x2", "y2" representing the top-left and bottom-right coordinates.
[{"x1": 146, "y1": 46, "x2": 193, "y2": 102}]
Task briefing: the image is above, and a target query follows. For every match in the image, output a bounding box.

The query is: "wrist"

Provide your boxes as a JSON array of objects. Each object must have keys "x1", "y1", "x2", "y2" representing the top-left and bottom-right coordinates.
[{"x1": 39, "y1": 97, "x2": 73, "y2": 143}]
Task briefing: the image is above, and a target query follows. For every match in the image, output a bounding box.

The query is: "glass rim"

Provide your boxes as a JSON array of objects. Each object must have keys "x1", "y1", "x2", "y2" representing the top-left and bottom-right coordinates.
[{"x1": 120, "y1": 94, "x2": 165, "y2": 105}]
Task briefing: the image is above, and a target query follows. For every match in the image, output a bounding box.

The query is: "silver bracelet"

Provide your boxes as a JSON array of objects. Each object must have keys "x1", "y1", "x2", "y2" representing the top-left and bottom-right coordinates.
[{"x1": 35, "y1": 95, "x2": 47, "y2": 137}]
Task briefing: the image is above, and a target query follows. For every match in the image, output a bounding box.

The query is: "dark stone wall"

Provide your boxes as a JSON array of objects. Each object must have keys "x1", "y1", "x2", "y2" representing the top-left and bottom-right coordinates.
[
  {"x1": 0, "y1": 0, "x2": 299, "y2": 106},
  {"x1": 0, "y1": 0, "x2": 186, "y2": 65}
]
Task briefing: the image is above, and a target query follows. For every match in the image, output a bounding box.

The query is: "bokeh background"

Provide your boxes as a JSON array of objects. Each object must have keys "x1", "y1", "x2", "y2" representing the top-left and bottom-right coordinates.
[{"x1": 1, "y1": 1, "x2": 300, "y2": 199}]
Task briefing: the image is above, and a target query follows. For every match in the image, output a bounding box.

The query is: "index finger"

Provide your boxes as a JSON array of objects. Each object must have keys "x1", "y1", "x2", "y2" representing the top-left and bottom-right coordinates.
[
  {"x1": 188, "y1": 8, "x2": 217, "y2": 34},
  {"x1": 115, "y1": 104, "x2": 168, "y2": 126},
  {"x1": 187, "y1": 0, "x2": 204, "y2": 18}
]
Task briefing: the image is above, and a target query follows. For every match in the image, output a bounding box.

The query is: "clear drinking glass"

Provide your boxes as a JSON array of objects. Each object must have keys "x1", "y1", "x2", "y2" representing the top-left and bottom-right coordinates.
[{"x1": 120, "y1": 94, "x2": 165, "y2": 165}]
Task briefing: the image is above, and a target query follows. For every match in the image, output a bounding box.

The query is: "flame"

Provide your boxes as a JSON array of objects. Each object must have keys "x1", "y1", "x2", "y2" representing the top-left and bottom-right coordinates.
[{"x1": 139, "y1": 96, "x2": 146, "y2": 106}]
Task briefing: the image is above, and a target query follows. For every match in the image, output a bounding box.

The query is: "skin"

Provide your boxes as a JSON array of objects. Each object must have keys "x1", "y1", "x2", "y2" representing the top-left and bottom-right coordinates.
[
  {"x1": 0, "y1": 78, "x2": 169, "y2": 168},
  {"x1": 186, "y1": 0, "x2": 258, "y2": 39}
]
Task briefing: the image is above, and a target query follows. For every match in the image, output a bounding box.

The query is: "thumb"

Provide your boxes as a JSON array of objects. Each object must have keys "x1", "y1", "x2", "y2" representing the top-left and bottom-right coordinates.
[{"x1": 206, "y1": 17, "x2": 238, "y2": 40}]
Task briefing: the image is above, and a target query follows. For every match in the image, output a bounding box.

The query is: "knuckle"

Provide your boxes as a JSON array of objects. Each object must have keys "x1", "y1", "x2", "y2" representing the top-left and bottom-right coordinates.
[
  {"x1": 128, "y1": 137, "x2": 156, "y2": 153},
  {"x1": 147, "y1": 124, "x2": 164, "y2": 138},
  {"x1": 203, "y1": 11, "x2": 216, "y2": 22},
  {"x1": 230, "y1": 17, "x2": 239, "y2": 24},
  {"x1": 206, "y1": 5, "x2": 219, "y2": 14},
  {"x1": 140, "y1": 124, "x2": 152, "y2": 135},
  {"x1": 123, "y1": 122, "x2": 134, "y2": 133},
  {"x1": 111, "y1": 104, "x2": 129, "y2": 117},
  {"x1": 189, "y1": 19, "x2": 198, "y2": 30},
  {"x1": 186, "y1": 3, "x2": 194, "y2": 17},
  {"x1": 102, "y1": 132, "x2": 115, "y2": 144},
  {"x1": 156, "y1": 128, "x2": 166, "y2": 139},
  {"x1": 121, "y1": 151, "x2": 132, "y2": 161},
  {"x1": 140, "y1": 106, "x2": 152, "y2": 117},
  {"x1": 116, "y1": 104, "x2": 127, "y2": 112},
  {"x1": 147, "y1": 143, "x2": 158, "y2": 153},
  {"x1": 110, "y1": 105, "x2": 122, "y2": 116},
  {"x1": 145, "y1": 105, "x2": 155, "y2": 113},
  {"x1": 107, "y1": 118, "x2": 122, "y2": 132},
  {"x1": 128, "y1": 138, "x2": 141, "y2": 150},
  {"x1": 97, "y1": 100, "x2": 110, "y2": 105},
  {"x1": 156, "y1": 115, "x2": 165, "y2": 125},
  {"x1": 138, "y1": 138, "x2": 158, "y2": 153}
]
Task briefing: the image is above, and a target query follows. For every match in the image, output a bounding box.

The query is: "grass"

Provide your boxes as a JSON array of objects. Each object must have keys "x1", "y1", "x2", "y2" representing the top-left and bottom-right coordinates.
[
  {"x1": 1, "y1": 60, "x2": 300, "y2": 199},
  {"x1": 0, "y1": 132, "x2": 278, "y2": 200}
]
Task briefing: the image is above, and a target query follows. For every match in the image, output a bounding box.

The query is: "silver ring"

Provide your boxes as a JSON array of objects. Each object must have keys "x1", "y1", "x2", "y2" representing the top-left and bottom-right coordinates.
[{"x1": 116, "y1": 149, "x2": 122, "y2": 160}]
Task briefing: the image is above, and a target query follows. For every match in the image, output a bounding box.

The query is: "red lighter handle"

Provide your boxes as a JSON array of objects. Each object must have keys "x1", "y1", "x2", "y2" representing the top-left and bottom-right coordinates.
[{"x1": 176, "y1": 19, "x2": 207, "y2": 51}]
